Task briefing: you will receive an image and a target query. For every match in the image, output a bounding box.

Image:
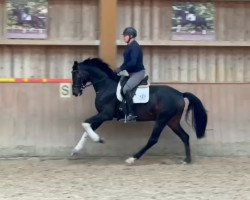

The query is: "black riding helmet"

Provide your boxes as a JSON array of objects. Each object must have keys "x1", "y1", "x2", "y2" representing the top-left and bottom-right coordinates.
[
  {"x1": 188, "y1": 7, "x2": 195, "y2": 14},
  {"x1": 122, "y1": 27, "x2": 137, "y2": 38}
]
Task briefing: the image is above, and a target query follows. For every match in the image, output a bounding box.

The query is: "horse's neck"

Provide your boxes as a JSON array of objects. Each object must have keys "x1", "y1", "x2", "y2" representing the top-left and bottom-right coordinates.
[
  {"x1": 89, "y1": 69, "x2": 116, "y2": 93},
  {"x1": 92, "y1": 78, "x2": 116, "y2": 95},
  {"x1": 15, "y1": 12, "x2": 22, "y2": 20},
  {"x1": 180, "y1": 13, "x2": 186, "y2": 20}
]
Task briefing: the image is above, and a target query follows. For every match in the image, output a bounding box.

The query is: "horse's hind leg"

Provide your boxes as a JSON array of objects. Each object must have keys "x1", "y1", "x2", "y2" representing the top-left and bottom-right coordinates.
[
  {"x1": 169, "y1": 122, "x2": 191, "y2": 164},
  {"x1": 201, "y1": 27, "x2": 207, "y2": 35},
  {"x1": 126, "y1": 117, "x2": 168, "y2": 164}
]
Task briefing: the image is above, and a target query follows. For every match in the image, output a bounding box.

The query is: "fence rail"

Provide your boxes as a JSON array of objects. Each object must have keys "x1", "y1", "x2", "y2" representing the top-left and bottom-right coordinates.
[{"x1": 0, "y1": 78, "x2": 72, "y2": 83}]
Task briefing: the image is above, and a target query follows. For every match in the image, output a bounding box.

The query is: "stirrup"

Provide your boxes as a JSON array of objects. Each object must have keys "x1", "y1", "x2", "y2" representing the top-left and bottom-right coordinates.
[{"x1": 125, "y1": 114, "x2": 137, "y2": 122}]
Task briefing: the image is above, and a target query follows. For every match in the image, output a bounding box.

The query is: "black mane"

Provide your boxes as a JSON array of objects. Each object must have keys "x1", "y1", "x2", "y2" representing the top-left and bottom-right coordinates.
[{"x1": 80, "y1": 58, "x2": 118, "y2": 81}]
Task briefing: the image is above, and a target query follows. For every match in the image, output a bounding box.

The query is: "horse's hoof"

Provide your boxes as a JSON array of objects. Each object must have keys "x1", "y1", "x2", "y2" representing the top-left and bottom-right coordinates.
[
  {"x1": 71, "y1": 149, "x2": 80, "y2": 157},
  {"x1": 181, "y1": 159, "x2": 191, "y2": 165},
  {"x1": 125, "y1": 157, "x2": 136, "y2": 164},
  {"x1": 99, "y1": 138, "x2": 105, "y2": 144},
  {"x1": 181, "y1": 160, "x2": 188, "y2": 165}
]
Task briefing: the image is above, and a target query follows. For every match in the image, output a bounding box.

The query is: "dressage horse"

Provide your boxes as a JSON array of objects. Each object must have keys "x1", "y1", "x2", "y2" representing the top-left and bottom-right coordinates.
[
  {"x1": 71, "y1": 58, "x2": 207, "y2": 164},
  {"x1": 12, "y1": 8, "x2": 45, "y2": 29},
  {"x1": 175, "y1": 9, "x2": 208, "y2": 34}
]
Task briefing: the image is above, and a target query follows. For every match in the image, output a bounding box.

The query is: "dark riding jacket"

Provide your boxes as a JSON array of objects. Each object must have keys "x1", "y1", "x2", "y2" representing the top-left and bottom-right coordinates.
[{"x1": 120, "y1": 40, "x2": 145, "y2": 73}]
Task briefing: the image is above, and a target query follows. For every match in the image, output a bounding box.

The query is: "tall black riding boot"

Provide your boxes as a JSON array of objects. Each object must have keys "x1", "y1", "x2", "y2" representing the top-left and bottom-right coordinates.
[{"x1": 124, "y1": 91, "x2": 137, "y2": 121}]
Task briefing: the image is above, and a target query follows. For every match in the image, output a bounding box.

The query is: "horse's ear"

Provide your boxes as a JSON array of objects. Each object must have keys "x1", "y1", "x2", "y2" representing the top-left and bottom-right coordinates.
[
  {"x1": 73, "y1": 61, "x2": 78, "y2": 70},
  {"x1": 85, "y1": 57, "x2": 91, "y2": 62}
]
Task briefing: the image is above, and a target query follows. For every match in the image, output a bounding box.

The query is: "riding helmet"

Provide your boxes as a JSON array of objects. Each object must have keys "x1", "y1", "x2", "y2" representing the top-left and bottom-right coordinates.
[{"x1": 122, "y1": 27, "x2": 137, "y2": 38}]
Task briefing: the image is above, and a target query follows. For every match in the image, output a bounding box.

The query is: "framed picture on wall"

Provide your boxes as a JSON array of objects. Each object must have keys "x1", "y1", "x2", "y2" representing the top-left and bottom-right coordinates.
[
  {"x1": 6, "y1": 0, "x2": 48, "y2": 39},
  {"x1": 172, "y1": 2, "x2": 215, "y2": 41}
]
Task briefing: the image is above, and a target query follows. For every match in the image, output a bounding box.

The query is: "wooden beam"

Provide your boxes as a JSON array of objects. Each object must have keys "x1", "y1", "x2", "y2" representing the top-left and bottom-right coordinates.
[
  {"x1": 99, "y1": 0, "x2": 117, "y2": 69},
  {"x1": 117, "y1": 40, "x2": 250, "y2": 47},
  {"x1": 0, "y1": 40, "x2": 100, "y2": 46}
]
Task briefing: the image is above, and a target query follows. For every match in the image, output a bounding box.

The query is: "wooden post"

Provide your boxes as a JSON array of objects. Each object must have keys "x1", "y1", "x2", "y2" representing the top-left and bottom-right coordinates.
[{"x1": 99, "y1": 0, "x2": 117, "y2": 69}]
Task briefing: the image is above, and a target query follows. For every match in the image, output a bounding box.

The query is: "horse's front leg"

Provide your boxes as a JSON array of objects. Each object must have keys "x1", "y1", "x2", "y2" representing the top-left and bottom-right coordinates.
[
  {"x1": 72, "y1": 111, "x2": 113, "y2": 155},
  {"x1": 83, "y1": 110, "x2": 114, "y2": 142},
  {"x1": 176, "y1": 24, "x2": 182, "y2": 32},
  {"x1": 71, "y1": 131, "x2": 88, "y2": 156}
]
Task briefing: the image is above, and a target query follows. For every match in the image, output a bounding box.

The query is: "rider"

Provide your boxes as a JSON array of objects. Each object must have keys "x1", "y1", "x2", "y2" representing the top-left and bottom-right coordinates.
[
  {"x1": 116, "y1": 27, "x2": 146, "y2": 121},
  {"x1": 21, "y1": 7, "x2": 32, "y2": 21},
  {"x1": 186, "y1": 6, "x2": 196, "y2": 21}
]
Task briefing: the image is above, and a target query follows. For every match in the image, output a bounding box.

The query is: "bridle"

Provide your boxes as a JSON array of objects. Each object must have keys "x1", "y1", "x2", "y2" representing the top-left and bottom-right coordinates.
[
  {"x1": 72, "y1": 69, "x2": 108, "y2": 92},
  {"x1": 72, "y1": 69, "x2": 92, "y2": 90}
]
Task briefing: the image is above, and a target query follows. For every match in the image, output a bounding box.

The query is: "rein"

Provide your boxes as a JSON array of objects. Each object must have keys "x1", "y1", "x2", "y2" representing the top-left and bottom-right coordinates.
[
  {"x1": 72, "y1": 69, "x2": 108, "y2": 90},
  {"x1": 83, "y1": 77, "x2": 108, "y2": 89},
  {"x1": 82, "y1": 82, "x2": 93, "y2": 89}
]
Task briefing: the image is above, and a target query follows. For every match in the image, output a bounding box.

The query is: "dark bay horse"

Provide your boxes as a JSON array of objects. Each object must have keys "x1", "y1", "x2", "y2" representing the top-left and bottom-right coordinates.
[
  {"x1": 12, "y1": 8, "x2": 45, "y2": 29},
  {"x1": 175, "y1": 9, "x2": 208, "y2": 34},
  {"x1": 71, "y1": 58, "x2": 207, "y2": 164}
]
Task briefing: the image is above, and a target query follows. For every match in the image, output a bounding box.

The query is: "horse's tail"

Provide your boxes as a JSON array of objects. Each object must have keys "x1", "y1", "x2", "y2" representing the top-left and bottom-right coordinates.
[{"x1": 183, "y1": 92, "x2": 207, "y2": 139}]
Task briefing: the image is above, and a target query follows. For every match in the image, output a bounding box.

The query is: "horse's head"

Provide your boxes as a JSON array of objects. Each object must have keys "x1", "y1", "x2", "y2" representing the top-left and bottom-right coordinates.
[
  {"x1": 12, "y1": 8, "x2": 19, "y2": 16},
  {"x1": 175, "y1": 9, "x2": 186, "y2": 20},
  {"x1": 71, "y1": 61, "x2": 89, "y2": 96},
  {"x1": 72, "y1": 58, "x2": 120, "y2": 96}
]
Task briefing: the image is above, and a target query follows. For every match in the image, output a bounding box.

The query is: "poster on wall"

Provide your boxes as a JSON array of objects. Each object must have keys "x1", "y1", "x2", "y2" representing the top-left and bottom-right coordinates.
[
  {"x1": 6, "y1": 0, "x2": 48, "y2": 39},
  {"x1": 172, "y1": 2, "x2": 215, "y2": 41}
]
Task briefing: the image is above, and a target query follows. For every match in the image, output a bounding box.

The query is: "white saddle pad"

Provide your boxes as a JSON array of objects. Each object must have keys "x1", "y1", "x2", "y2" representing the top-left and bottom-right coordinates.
[
  {"x1": 186, "y1": 14, "x2": 196, "y2": 21},
  {"x1": 116, "y1": 82, "x2": 150, "y2": 104}
]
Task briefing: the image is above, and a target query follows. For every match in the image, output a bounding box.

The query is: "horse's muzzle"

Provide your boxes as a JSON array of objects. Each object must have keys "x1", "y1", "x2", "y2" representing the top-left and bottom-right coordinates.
[{"x1": 72, "y1": 88, "x2": 83, "y2": 97}]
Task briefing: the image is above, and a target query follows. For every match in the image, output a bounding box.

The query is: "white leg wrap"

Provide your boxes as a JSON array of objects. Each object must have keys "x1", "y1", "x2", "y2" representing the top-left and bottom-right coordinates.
[
  {"x1": 82, "y1": 123, "x2": 100, "y2": 142},
  {"x1": 125, "y1": 157, "x2": 136, "y2": 164},
  {"x1": 74, "y1": 132, "x2": 88, "y2": 152},
  {"x1": 176, "y1": 25, "x2": 181, "y2": 32}
]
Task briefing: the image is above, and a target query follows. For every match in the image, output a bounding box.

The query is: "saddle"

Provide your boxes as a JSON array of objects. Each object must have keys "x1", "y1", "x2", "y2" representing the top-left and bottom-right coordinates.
[{"x1": 116, "y1": 75, "x2": 150, "y2": 104}]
